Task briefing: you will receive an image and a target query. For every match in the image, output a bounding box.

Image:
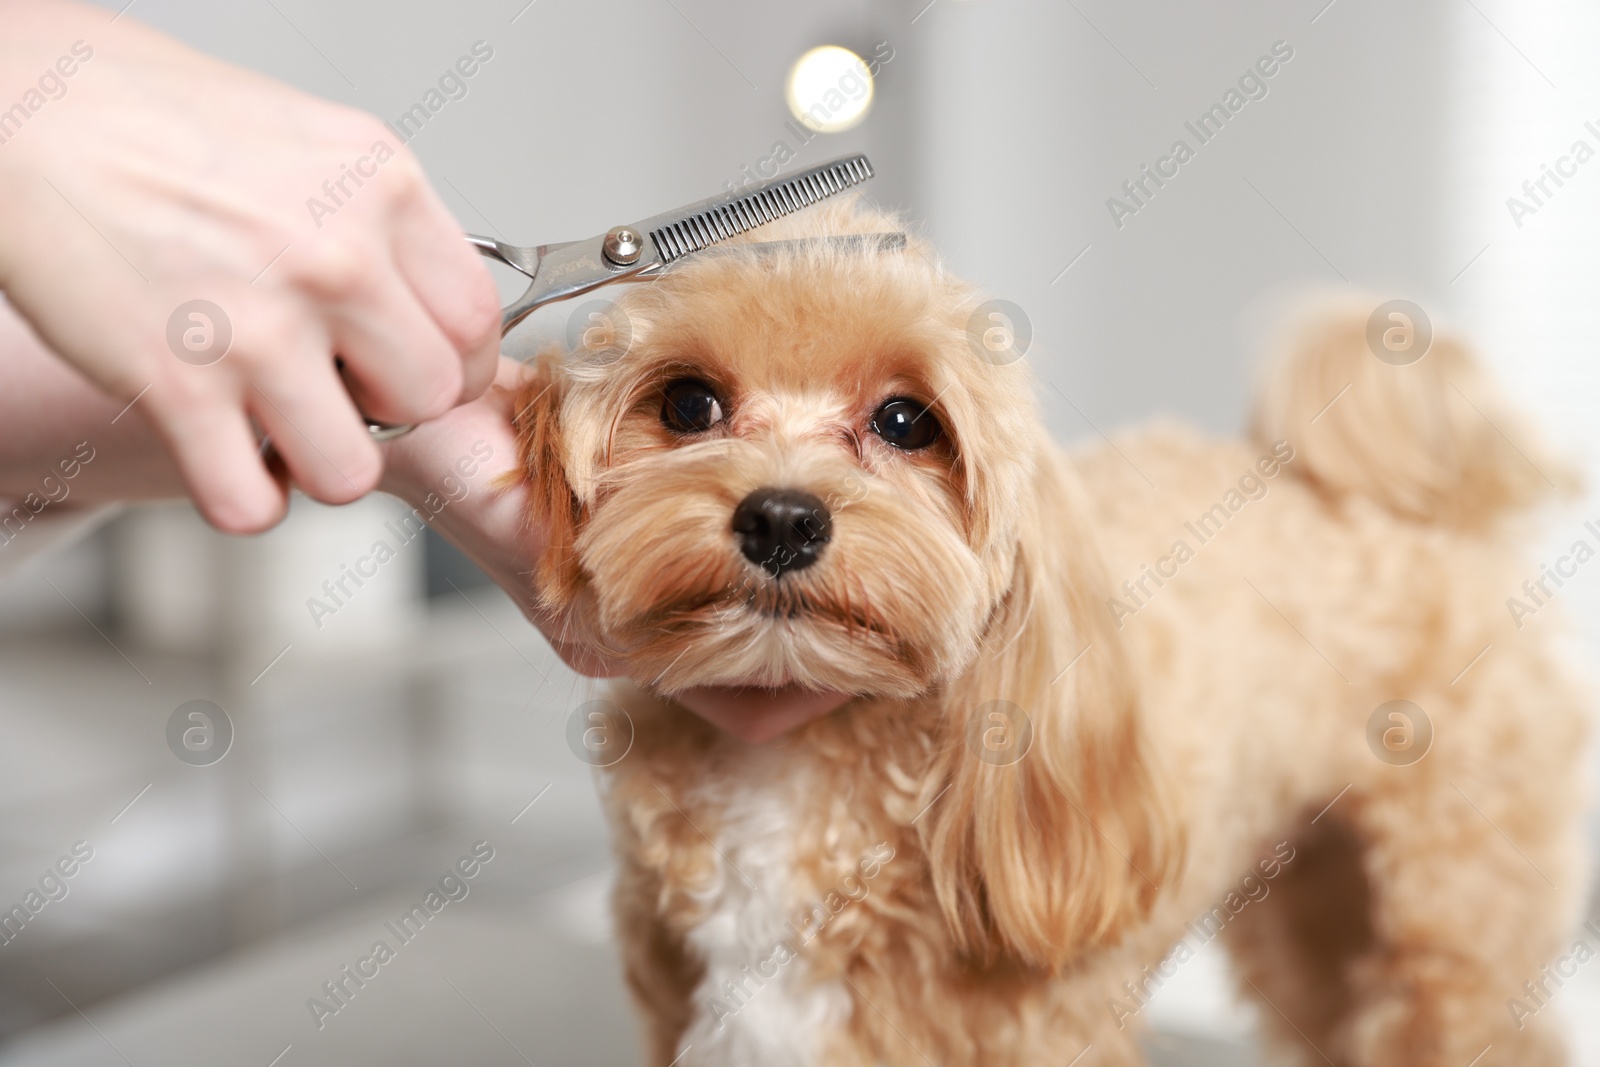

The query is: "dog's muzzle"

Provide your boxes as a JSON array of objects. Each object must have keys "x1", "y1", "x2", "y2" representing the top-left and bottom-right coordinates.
[{"x1": 732, "y1": 487, "x2": 831, "y2": 577}]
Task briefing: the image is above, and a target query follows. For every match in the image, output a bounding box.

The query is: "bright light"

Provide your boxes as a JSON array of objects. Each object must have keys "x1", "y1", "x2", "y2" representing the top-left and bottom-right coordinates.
[{"x1": 785, "y1": 45, "x2": 875, "y2": 134}]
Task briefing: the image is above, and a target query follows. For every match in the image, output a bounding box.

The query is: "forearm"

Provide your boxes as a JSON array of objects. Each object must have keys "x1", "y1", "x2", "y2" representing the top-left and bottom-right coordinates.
[{"x1": 0, "y1": 296, "x2": 183, "y2": 503}]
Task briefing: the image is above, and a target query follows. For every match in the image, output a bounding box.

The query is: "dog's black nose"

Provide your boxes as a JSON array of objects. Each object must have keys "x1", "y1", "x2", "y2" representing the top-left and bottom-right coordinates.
[{"x1": 732, "y1": 488, "x2": 831, "y2": 577}]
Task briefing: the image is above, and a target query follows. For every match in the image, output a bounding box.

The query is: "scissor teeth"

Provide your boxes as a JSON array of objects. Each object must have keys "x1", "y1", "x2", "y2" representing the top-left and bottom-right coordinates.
[{"x1": 645, "y1": 155, "x2": 872, "y2": 264}]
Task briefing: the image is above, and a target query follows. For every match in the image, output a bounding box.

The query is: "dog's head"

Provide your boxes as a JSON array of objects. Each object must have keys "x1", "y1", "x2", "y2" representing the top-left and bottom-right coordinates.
[
  {"x1": 518, "y1": 198, "x2": 1035, "y2": 698},
  {"x1": 517, "y1": 196, "x2": 1179, "y2": 967}
]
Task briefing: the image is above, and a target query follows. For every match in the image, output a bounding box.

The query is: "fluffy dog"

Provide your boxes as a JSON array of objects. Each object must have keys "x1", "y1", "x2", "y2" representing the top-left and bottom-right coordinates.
[{"x1": 513, "y1": 196, "x2": 1591, "y2": 1066}]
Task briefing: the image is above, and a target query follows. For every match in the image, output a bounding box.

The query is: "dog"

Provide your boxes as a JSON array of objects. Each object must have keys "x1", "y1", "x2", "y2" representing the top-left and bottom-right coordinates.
[{"x1": 513, "y1": 196, "x2": 1591, "y2": 1066}]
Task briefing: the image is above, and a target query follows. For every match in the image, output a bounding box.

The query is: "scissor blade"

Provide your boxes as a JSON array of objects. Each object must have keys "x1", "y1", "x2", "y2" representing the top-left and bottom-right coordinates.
[
  {"x1": 629, "y1": 154, "x2": 874, "y2": 267},
  {"x1": 467, "y1": 153, "x2": 875, "y2": 334}
]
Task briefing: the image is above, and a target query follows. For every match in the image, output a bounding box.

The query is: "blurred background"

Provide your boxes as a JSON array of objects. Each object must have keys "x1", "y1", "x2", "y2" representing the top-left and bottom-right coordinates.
[{"x1": 3, "y1": 0, "x2": 1600, "y2": 1063}]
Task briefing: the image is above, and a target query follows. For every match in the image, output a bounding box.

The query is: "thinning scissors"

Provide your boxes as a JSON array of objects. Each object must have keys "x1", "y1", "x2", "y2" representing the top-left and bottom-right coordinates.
[{"x1": 367, "y1": 154, "x2": 876, "y2": 440}]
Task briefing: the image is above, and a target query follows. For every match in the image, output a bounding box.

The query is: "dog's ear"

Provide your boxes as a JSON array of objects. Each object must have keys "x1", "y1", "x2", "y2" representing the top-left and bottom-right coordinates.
[
  {"x1": 921, "y1": 462, "x2": 1183, "y2": 970},
  {"x1": 511, "y1": 348, "x2": 585, "y2": 611}
]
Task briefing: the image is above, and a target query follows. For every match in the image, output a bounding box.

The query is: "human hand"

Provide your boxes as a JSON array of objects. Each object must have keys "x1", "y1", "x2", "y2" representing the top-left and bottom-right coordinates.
[
  {"x1": 379, "y1": 357, "x2": 851, "y2": 740},
  {"x1": 0, "y1": 0, "x2": 500, "y2": 533},
  {"x1": 377, "y1": 357, "x2": 617, "y2": 677}
]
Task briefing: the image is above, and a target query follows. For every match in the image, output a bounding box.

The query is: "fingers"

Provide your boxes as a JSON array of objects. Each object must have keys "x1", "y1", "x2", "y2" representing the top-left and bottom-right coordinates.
[
  {"x1": 248, "y1": 354, "x2": 382, "y2": 506},
  {"x1": 386, "y1": 163, "x2": 503, "y2": 402},
  {"x1": 149, "y1": 393, "x2": 287, "y2": 534},
  {"x1": 329, "y1": 265, "x2": 464, "y2": 428}
]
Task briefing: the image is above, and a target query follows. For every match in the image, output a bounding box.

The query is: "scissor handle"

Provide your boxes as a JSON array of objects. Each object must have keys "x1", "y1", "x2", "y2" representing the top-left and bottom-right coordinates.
[
  {"x1": 467, "y1": 234, "x2": 521, "y2": 270},
  {"x1": 466, "y1": 233, "x2": 554, "y2": 337},
  {"x1": 467, "y1": 234, "x2": 501, "y2": 259},
  {"x1": 360, "y1": 235, "x2": 528, "y2": 442}
]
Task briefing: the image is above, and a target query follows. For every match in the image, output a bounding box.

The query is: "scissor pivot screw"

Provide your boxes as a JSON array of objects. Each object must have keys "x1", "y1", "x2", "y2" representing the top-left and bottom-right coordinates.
[{"x1": 603, "y1": 226, "x2": 644, "y2": 266}]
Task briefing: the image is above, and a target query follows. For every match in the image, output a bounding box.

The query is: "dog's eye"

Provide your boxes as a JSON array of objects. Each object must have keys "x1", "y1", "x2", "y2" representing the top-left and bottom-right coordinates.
[
  {"x1": 661, "y1": 378, "x2": 726, "y2": 434},
  {"x1": 870, "y1": 397, "x2": 941, "y2": 451}
]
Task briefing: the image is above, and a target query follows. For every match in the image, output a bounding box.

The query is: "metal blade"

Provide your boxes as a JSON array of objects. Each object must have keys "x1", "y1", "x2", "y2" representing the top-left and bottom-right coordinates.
[
  {"x1": 464, "y1": 154, "x2": 876, "y2": 336},
  {"x1": 631, "y1": 154, "x2": 875, "y2": 267}
]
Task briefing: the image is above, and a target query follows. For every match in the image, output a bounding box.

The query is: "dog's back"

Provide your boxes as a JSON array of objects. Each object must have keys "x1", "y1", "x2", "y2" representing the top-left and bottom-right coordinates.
[{"x1": 1076, "y1": 301, "x2": 1589, "y2": 1066}]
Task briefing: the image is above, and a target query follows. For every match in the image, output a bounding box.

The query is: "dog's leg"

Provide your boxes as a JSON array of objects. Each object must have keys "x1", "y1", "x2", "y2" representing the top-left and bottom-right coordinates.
[
  {"x1": 817, "y1": 958, "x2": 1155, "y2": 1067},
  {"x1": 1222, "y1": 817, "x2": 1376, "y2": 1065},
  {"x1": 1230, "y1": 692, "x2": 1583, "y2": 1065},
  {"x1": 1339, "y1": 650, "x2": 1588, "y2": 1066},
  {"x1": 612, "y1": 848, "x2": 703, "y2": 1066},
  {"x1": 1232, "y1": 802, "x2": 1577, "y2": 1067},
  {"x1": 1334, "y1": 773, "x2": 1580, "y2": 1067},
  {"x1": 1261, "y1": 688, "x2": 1581, "y2": 1063}
]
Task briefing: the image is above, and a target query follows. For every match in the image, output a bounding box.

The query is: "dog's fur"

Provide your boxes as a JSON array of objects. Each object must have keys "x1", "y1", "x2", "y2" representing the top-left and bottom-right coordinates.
[{"x1": 514, "y1": 197, "x2": 1591, "y2": 1066}]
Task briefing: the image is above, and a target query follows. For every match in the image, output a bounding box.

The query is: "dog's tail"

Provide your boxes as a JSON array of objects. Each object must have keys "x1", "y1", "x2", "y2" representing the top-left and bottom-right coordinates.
[{"x1": 1250, "y1": 298, "x2": 1577, "y2": 528}]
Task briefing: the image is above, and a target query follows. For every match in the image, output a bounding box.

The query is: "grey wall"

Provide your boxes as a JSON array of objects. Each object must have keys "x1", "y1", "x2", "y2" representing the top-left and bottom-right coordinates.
[
  {"x1": 109, "y1": 0, "x2": 1458, "y2": 444},
  {"x1": 915, "y1": 0, "x2": 1453, "y2": 436}
]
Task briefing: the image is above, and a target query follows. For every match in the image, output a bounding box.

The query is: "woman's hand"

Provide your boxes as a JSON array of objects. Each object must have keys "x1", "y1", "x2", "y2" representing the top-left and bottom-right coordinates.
[
  {"x1": 0, "y1": 0, "x2": 500, "y2": 533},
  {"x1": 377, "y1": 357, "x2": 624, "y2": 678}
]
